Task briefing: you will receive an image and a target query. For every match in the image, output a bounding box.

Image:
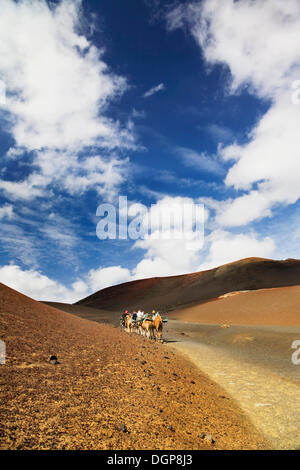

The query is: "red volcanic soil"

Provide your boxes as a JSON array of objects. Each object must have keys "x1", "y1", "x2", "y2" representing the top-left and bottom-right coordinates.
[
  {"x1": 168, "y1": 285, "x2": 300, "y2": 326},
  {"x1": 76, "y1": 258, "x2": 300, "y2": 314},
  {"x1": 43, "y1": 302, "x2": 118, "y2": 325},
  {"x1": 0, "y1": 282, "x2": 268, "y2": 450}
]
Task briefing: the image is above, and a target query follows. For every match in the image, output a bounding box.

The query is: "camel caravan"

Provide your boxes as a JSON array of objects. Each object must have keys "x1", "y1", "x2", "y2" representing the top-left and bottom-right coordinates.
[{"x1": 120, "y1": 309, "x2": 167, "y2": 342}]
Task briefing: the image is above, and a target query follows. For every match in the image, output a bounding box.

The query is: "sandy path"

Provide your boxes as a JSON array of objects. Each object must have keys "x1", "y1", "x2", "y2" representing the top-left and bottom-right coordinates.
[{"x1": 166, "y1": 325, "x2": 300, "y2": 450}]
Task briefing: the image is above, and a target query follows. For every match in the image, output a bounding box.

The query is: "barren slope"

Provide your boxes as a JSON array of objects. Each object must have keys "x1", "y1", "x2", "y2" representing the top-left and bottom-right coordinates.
[
  {"x1": 76, "y1": 258, "x2": 300, "y2": 314},
  {"x1": 43, "y1": 302, "x2": 119, "y2": 325},
  {"x1": 0, "y1": 283, "x2": 268, "y2": 450},
  {"x1": 168, "y1": 285, "x2": 300, "y2": 326}
]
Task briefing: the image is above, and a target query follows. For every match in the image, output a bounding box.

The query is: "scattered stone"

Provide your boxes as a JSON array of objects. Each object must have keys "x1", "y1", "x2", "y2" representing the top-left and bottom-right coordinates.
[
  {"x1": 190, "y1": 380, "x2": 195, "y2": 384},
  {"x1": 117, "y1": 423, "x2": 129, "y2": 433},
  {"x1": 159, "y1": 409, "x2": 163, "y2": 413},
  {"x1": 200, "y1": 433, "x2": 215, "y2": 444},
  {"x1": 167, "y1": 425, "x2": 175, "y2": 432},
  {"x1": 49, "y1": 355, "x2": 59, "y2": 365}
]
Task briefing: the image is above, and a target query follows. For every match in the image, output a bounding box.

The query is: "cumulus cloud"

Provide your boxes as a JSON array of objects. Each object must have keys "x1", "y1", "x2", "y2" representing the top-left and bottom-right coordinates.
[
  {"x1": 88, "y1": 266, "x2": 131, "y2": 291},
  {"x1": 0, "y1": 0, "x2": 135, "y2": 201},
  {"x1": 0, "y1": 0, "x2": 130, "y2": 151},
  {"x1": 167, "y1": 0, "x2": 300, "y2": 227},
  {"x1": 198, "y1": 231, "x2": 275, "y2": 271},
  {"x1": 143, "y1": 83, "x2": 166, "y2": 98},
  {"x1": 0, "y1": 264, "x2": 84, "y2": 302},
  {"x1": 130, "y1": 196, "x2": 206, "y2": 278},
  {"x1": 0, "y1": 263, "x2": 132, "y2": 302}
]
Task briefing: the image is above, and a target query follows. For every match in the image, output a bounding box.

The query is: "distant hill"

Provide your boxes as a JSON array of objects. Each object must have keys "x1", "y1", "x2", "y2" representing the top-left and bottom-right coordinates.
[
  {"x1": 76, "y1": 257, "x2": 300, "y2": 313},
  {"x1": 43, "y1": 302, "x2": 119, "y2": 325},
  {"x1": 168, "y1": 285, "x2": 300, "y2": 326}
]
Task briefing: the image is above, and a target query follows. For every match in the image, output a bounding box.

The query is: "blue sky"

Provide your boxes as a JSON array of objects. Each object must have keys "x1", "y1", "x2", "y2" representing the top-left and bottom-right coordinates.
[{"x1": 0, "y1": 0, "x2": 300, "y2": 302}]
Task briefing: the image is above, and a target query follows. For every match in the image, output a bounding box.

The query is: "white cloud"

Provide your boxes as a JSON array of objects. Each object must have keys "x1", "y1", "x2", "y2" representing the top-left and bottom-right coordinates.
[
  {"x1": 0, "y1": 173, "x2": 49, "y2": 200},
  {"x1": 168, "y1": 0, "x2": 300, "y2": 98},
  {"x1": 143, "y1": 83, "x2": 166, "y2": 98},
  {"x1": 0, "y1": 204, "x2": 14, "y2": 220},
  {"x1": 0, "y1": 264, "x2": 84, "y2": 303},
  {"x1": 167, "y1": 0, "x2": 300, "y2": 227},
  {"x1": 198, "y1": 230, "x2": 275, "y2": 271},
  {"x1": 131, "y1": 196, "x2": 206, "y2": 278},
  {"x1": 0, "y1": 263, "x2": 132, "y2": 303},
  {"x1": 88, "y1": 266, "x2": 131, "y2": 291},
  {"x1": 205, "y1": 124, "x2": 234, "y2": 144},
  {"x1": 0, "y1": 0, "x2": 135, "y2": 201},
  {"x1": 0, "y1": 0, "x2": 131, "y2": 151},
  {"x1": 175, "y1": 146, "x2": 224, "y2": 175},
  {"x1": 40, "y1": 226, "x2": 78, "y2": 250}
]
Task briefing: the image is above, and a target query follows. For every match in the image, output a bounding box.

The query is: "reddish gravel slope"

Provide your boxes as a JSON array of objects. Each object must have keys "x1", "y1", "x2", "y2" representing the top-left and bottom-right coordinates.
[
  {"x1": 0, "y1": 282, "x2": 268, "y2": 450},
  {"x1": 169, "y1": 285, "x2": 300, "y2": 326}
]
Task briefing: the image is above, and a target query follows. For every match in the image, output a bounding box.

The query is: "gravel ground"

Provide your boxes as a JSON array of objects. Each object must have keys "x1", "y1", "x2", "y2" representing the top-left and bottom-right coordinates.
[
  {"x1": 0, "y1": 283, "x2": 268, "y2": 450},
  {"x1": 165, "y1": 321, "x2": 300, "y2": 449}
]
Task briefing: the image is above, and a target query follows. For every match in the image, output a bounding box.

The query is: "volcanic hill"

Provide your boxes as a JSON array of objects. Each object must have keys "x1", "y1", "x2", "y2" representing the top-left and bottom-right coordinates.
[{"x1": 76, "y1": 257, "x2": 300, "y2": 315}]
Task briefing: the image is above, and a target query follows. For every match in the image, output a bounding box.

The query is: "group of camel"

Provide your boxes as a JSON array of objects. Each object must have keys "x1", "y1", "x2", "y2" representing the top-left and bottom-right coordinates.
[{"x1": 123, "y1": 312, "x2": 164, "y2": 342}]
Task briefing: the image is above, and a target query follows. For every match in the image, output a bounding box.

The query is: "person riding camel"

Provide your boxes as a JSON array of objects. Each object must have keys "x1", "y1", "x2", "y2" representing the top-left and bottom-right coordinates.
[
  {"x1": 132, "y1": 311, "x2": 137, "y2": 322},
  {"x1": 137, "y1": 309, "x2": 144, "y2": 321},
  {"x1": 121, "y1": 310, "x2": 129, "y2": 327}
]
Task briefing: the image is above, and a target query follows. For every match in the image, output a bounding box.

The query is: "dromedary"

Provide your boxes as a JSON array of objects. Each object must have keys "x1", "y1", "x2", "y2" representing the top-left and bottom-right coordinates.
[
  {"x1": 152, "y1": 313, "x2": 163, "y2": 342},
  {"x1": 141, "y1": 317, "x2": 155, "y2": 340},
  {"x1": 125, "y1": 314, "x2": 133, "y2": 333},
  {"x1": 135, "y1": 320, "x2": 143, "y2": 335}
]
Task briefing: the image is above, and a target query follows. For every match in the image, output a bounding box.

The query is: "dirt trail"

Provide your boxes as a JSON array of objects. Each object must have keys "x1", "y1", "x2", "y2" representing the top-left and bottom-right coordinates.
[{"x1": 166, "y1": 322, "x2": 300, "y2": 450}]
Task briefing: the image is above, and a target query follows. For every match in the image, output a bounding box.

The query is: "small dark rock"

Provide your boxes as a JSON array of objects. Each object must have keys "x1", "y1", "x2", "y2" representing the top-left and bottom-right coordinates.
[
  {"x1": 117, "y1": 423, "x2": 128, "y2": 433},
  {"x1": 167, "y1": 425, "x2": 175, "y2": 432},
  {"x1": 49, "y1": 355, "x2": 59, "y2": 365},
  {"x1": 191, "y1": 380, "x2": 195, "y2": 384}
]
